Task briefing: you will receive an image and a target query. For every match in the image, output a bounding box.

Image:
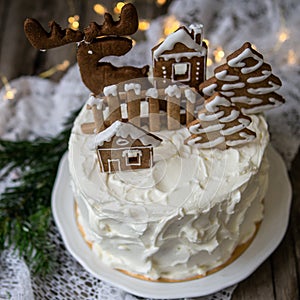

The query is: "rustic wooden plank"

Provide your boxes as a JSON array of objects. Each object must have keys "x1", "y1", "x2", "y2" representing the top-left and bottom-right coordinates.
[
  {"x1": 289, "y1": 150, "x2": 300, "y2": 298},
  {"x1": 0, "y1": 1, "x2": 7, "y2": 49},
  {"x1": 271, "y1": 225, "x2": 299, "y2": 300},
  {"x1": 0, "y1": 0, "x2": 41, "y2": 80},
  {"x1": 232, "y1": 260, "x2": 275, "y2": 300}
]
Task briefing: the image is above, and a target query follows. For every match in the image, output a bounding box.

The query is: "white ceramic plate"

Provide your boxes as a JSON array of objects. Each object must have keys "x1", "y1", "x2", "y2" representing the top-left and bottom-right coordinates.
[{"x1": 52, "y1": 146, "x2": 292, "y2": 299}]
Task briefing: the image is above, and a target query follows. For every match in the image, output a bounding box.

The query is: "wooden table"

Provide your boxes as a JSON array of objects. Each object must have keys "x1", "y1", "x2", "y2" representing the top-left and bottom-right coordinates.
[{"x1": 1, "y1": 1, "x2": 299, "y2": 299}]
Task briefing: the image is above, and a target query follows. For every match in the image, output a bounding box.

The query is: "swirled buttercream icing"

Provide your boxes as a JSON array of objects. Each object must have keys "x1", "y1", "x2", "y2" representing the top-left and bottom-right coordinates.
[{"x1": 69, "y1": 105, "x2": 269, "y2": 280}]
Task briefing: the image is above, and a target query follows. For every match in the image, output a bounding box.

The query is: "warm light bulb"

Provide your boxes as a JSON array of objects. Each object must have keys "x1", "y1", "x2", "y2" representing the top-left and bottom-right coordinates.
[
  {"x1": 278, "y1": 30, "x2": 289, "y2": 43},
  {"x1": 213, "y1": 47, "x2": 225, "y2": 63},
  {"x1": 94, "y1": 4, "x2": 106, "y2": 15},
  {"x1": 156, "y1": 0, "x2": 167, "y2": 5},
  {"x1": 203, "y1": 39, "x2": 210, "y2": 46},
  {"x1": 4, "y1": 89, "x2": 16, "y2": 100},
  {"x1": 287, "y1": 49, "x2": 297, "y2": 65},
  {"x1": 68, "y1": 15, "x2": 80, "y2": 30},
  {"x1": 207, "y1": 57, "x2": 213, "y2": 67},
  {"x1": 163, "y1": 16, "x2": 180, "y2": 36},
  {"x1": 114, "y1": 2, "x2": 125, "y2": 14},
  {"x1": 138, "y1": 20, "x2": 150, "y2": 31}
]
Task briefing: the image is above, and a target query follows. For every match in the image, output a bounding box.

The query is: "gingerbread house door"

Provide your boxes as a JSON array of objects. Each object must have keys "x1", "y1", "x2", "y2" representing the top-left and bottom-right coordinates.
[{"x1": 108, "y1": 159, "x2": 121, "y2": 172}]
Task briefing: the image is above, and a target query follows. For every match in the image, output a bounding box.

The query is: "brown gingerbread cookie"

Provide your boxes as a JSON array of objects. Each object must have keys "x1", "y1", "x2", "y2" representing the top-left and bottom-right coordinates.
[
  {"x1": 199, "y1": 42, "x2": 285, "y2": 114},
  {"x1": 84, "y1": 3, "x2": 139, "y2": 42},
  {"x1": 185, "y1": 92, "x2": 256, "y2": 149},
  {"x1": 24, "y1": 3, "x2": 149, "y2": 95},
  {"x1": 24, "y1": 18, "x2": 84, "y2": 49}
]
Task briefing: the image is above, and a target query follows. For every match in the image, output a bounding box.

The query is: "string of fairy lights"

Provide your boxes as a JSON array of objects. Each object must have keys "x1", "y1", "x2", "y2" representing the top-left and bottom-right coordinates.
[{"x1": 0, "y1": 0, "x2": 298, "y2": 101}]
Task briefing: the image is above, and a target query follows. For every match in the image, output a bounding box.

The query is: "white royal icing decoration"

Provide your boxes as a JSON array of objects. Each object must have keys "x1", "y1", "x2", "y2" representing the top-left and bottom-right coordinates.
[
  {"x1": 93, "y1": 121, "x2": 161, "y2": 149},
  {"x1": 87, "y1": 95, "x2": 104, "y2": 110},
  {"x1": 221, "y1": 82, "x2": 245, "y2": 91},
  {"x1": 189, "y1": 123, "x2": 224, "y2": 134},
  {"x1": 187, "y1": 136, "x2": 225, "y2": 148},
  {"x1": 202, "y1": 83, "x2": 217, "y2": 96},
  {"x1": 153, "y1": 27, "x2": 203, "y2": 61},
  {"x1": 247, "y1": 70, "x2": 271, "y2": 83},
  {"x1": 231, "y1": 96, "x2": 263, "y2": 105},
  {"x1": 198, "y1": 111, "x2": 224, "y2": 121},
  {"x1": 215, "y1": 70, "x2": 239, "y2": 82},
  {"x1": 124, "y1": 83, "x2": 142, "y2": 96},
  {"x1": 247, "y1": 81, "x2": 280, "y2": 94},
  {"x1": 219, "y1": 110, "x2": 240, "y2": 123},
  {"x1": 205, "y1": 95, "x2": 231, "y2": 112},
  {"x1": 103, "y1": 85, "x2": 118, "y2": 97},
  {"x1": 165, "y1": 85, "x2": 181, "y2": 98},
  {"x1": 146, "y1": 88, "x2": 158, "y2": 99}
]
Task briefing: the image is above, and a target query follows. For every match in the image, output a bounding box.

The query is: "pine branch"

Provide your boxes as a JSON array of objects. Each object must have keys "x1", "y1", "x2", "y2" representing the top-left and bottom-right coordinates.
[{"x1": 0, "y1": 108, "x2": 80, "y2": 275}]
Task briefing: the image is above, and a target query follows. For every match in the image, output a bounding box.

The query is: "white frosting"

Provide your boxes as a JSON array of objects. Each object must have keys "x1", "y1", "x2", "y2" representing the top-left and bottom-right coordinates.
[
  {"x1": 215, "y1": 70, "x2": 239, "y2": 82},
  {"x1": 231, "y1": 96, "x2": 263, "y2": 105},
  {"x1": 198, "y1": 110, "x2": 224, "y2": 121},
  {"x1": 103, "y1": 85, "x2": 118, "y2": 97},
  {"x1": 202, "y1": 83, "x2": 217, "y2": 96},
  {"x1": 221, "y1": 82, "x2": 245, "y2": 91},
  {"x1": 69, "y1": 104, "x2": 269, "y2": 280},
  {"x1": 219, "y1": 109, "x2": 239, "y2": 123},
  {"x1": 247, "y1": 81, "x2": 280, "y2": 94},
  {"x1": 124, "y1": 83, "x2": 141, "y2": 95},
  {"x1": 145, "y1": 87, "x2": 158, "y2": 99},
  {"x1": 87, "y1": 94, "x2": 104, "y2": 110},
  {"x1": 189, "y1": 122, "x2": 224, "y2": 134},
  {"x1": 153, "y1": 27, "x2": 203, "y2": 61},
  {"x1": 92, "y1": 121, "x2": 161, "y2": 149},
  {"x1": 205, "y1": 95, "x2": 231, "y2": 112},
  {"x1": 227, "y1": 47, "x2": 263, "y2": 74},
  {"x1": 165, "y1": 85, "x2": 181, "y2": 98},
  {"x1": 247, "y1": 70, "x2": 271, "y2": 83}
]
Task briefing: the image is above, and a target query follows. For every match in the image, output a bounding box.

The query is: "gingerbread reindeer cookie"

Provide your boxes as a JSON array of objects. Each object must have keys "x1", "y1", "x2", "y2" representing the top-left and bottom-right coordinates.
[{"x1": 24, "y1": 3, "x2": 149, "y2": 95}]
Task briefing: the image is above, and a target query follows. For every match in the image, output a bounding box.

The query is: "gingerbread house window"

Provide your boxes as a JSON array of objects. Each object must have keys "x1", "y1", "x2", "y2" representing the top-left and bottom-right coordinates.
[
  {"x1": 122, "y1": 149, "x2": 142, "y2": 166},
  {"x1": 172, "y1": 62, "x2": 191, "y2": 82}
]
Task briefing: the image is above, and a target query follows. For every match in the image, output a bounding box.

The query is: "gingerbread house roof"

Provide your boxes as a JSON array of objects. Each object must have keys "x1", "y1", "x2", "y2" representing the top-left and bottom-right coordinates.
[
  {"x1": 93, "y1": 121, "x2": 162, "y2": 149},
  {"x1": 152, "y1": 26, "x2": 206, "y2": 61}
]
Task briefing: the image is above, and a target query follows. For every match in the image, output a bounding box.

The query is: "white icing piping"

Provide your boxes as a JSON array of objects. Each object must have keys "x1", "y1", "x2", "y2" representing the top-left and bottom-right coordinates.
[
  {"x1": 198, "y1": 111, "x2": 224, "y2": 121},
  {"x1": 124, "y1": 83, "x2": 142, "y2": 95},
  {"x1": 187, "y1": 136, "x2": 225, "y2": 148},
  {"x1": 215, "y1": 70, "x2": 239, "y2": 81},
  {"x1": 103, "y1": 85, "x2": 118, "y2": 97},
  {"x1": 219, "y1": 110, "x2": 240, "y2": 123},
  {"x1": 205, "y1": 95, "x2": 231, "y2": 112},
  {"x1": 247, "y1": 70, "x2": 271, "y2": 83},
  {"x1": 189, "y1": 122, "x2": 225, "y2": 134},
  {"x1": 247, "y1": 81, "x2": 280, "y2": 94},
  {"x1": 165, "y1": 85, "x2": 181, "y2": 98}
]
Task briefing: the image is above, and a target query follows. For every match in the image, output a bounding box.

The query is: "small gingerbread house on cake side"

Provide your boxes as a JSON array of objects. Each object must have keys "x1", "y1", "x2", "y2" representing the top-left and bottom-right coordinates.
[
  {"x1": 93, "y1": 121, "x2": 162, "y2": 173},
  {"x1": 152, "y1": 24, "x2": 207, "y2": 91}
]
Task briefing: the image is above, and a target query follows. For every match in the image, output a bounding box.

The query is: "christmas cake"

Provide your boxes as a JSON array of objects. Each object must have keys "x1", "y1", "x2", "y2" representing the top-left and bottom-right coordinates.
[{"x1": 25, "y1": 3, "x2": 285, "y2": 281}]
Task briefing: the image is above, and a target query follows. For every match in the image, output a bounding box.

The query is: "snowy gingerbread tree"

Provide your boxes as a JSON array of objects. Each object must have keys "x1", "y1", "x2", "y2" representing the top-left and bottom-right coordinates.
[
  {"x1": 199, "y1": 42, "x2": 285, "y2": 114},
  {"x1": 184, "y1": 92, "x2": 256, "y2": 149}
]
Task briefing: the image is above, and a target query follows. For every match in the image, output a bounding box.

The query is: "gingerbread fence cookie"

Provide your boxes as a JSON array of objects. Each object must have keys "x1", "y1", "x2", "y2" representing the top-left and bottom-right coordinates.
[
  {"x1": 185, "y1": 92, "x2": 256, "y2": 149},
  {"x1": 199, "y1": 42, "x2": 285, "y2": 114}
]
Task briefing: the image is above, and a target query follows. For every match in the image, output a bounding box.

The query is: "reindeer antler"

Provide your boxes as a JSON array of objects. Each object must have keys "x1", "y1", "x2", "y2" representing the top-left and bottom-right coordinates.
[
  {"x1": 24, "y1": 18, "x2": 84, "y2": 49},
  {"x1": 84, "y1": 3, "x2": 139, "y2": 42}
]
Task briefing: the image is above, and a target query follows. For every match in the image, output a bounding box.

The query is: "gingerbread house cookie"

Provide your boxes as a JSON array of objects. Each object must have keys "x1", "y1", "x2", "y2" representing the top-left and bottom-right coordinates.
[
  {"x1": 92, "y1": 121, "x2": 162, "y2": 173},
  {"x1": 152, "y1": 25, "x2": 207, "y2": 91}
]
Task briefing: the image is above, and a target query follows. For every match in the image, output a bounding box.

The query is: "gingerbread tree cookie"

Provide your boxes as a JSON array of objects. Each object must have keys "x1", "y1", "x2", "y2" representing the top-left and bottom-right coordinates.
[
  {"x1": 184, "y1": 92, "x2": 256, "y2": 149},
  {"x1": 199, "y1": 42, "x2": 285, "y2": 114}
]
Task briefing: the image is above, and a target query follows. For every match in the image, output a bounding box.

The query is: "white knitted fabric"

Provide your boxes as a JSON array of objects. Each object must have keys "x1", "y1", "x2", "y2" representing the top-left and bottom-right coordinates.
[{"x1": 1, "y1": 0, "x2": 300, "y2": 298}]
